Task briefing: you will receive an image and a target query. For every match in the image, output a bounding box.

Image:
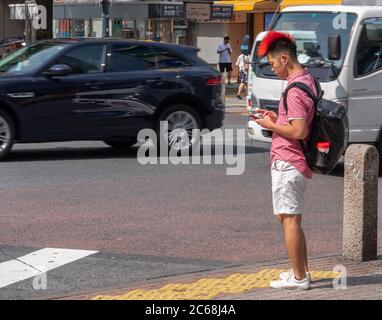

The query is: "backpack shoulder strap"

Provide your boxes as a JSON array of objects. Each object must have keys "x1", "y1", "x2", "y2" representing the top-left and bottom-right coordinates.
[
  {"x1": 283, "y1": 82, "x2": 318, "y2": 115},
  {"x1": 312, "y1": 76, "x2": 324, "y2": 100},
  {"x1": 282, "y1": 80, "x2": 320, "y2": 167}
]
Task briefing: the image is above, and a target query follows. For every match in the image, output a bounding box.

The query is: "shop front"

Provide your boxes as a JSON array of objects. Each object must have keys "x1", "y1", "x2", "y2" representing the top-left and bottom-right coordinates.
[
  {"x1": 53, "y1": 1, "x2": 148, "y2": 39},
  {"x1": 52, "y1": 0, "x2": 185, "y2": 43},
  {"x1": 148, "y1": 3, "x2": 185, "y2": 43}
]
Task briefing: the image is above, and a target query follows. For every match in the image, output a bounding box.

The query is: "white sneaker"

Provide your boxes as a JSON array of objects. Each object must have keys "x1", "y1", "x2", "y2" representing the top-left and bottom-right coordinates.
[
  {"x1": 279, "y1": 269, "x2": 311, "y2": 281},
  {"x1": 270, "y1": 274, "x2": 311, "y2": 290}
]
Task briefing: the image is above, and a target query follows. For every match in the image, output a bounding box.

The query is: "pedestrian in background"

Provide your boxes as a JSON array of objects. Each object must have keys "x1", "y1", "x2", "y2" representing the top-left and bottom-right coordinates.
[
  {"x1": 235, "y1": 51, "x2": 249, "y2": 99},
  {"x1": 217, "y1": 36, "x2": 233, "y2": 84}
]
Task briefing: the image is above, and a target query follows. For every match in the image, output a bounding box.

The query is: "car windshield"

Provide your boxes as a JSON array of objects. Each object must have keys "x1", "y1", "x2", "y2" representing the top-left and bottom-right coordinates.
[
  {"x1": 0, "y1": 42, "x2": 70, "y2": 74},
  {"x1": 253, "y1": 12, "x2": 357, "y2": 80}
]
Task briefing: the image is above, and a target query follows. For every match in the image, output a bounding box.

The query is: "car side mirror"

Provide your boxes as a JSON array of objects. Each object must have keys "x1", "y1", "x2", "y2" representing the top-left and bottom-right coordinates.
[
  {"x1": 43, "y1": 64, "x2": 73, "y2": 77},
  {"x1": 328, "y1": 35, "x2": 341, "y2": 60}
]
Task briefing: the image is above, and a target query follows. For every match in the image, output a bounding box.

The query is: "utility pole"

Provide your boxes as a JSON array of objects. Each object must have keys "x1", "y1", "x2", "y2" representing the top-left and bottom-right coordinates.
[
  {"x1": 24, "y1": 0, "x2": 32, "y2": 45},
  {"x1": 101, "y1": 0, "x2": 110, "y2": 38}
]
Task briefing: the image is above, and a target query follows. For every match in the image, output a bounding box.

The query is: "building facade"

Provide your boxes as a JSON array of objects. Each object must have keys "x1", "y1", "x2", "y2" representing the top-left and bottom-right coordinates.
[
  {"x1": 0, "y1": 0, "x2": 26, "y2": 42},
  {"x1": 1, "y1": 0, "x2": 53, "y2": 44},
  {"x1": 1, "y1": 0, "x2": 346, "y2": 75}
]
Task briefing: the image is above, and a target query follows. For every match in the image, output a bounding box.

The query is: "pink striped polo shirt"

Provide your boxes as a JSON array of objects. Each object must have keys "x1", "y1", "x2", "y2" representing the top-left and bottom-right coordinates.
[{"x1": 270, "y1": 68, "x2": 317, "y2": 179}]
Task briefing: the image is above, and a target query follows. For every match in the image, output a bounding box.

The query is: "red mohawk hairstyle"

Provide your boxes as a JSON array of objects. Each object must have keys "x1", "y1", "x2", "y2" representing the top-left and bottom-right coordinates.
[{"x1": 258, "y1": 31, "x2": 295, "y2": 58}]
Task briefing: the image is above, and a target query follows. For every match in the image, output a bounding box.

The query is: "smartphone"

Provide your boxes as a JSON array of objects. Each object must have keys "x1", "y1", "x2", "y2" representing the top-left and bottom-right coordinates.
[{"x1": 250, "y1": 113, "x2": 264, "y2": 120}]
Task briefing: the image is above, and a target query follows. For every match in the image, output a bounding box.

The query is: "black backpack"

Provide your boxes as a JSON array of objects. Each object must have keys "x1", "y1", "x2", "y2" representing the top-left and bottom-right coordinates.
[{"x1": 282, "y1": 78, "x2": 349, "y2": 174}]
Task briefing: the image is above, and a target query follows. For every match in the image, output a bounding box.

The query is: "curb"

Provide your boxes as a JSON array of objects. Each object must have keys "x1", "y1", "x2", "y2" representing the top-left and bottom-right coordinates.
[{"x1": 54, "y1": 253, "x2": 382, "y2": 300}]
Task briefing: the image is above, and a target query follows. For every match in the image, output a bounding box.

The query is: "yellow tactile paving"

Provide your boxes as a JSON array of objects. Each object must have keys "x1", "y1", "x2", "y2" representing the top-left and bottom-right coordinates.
[{"x1": 92, "y1": 269, "x2": 341, "y2": 300}]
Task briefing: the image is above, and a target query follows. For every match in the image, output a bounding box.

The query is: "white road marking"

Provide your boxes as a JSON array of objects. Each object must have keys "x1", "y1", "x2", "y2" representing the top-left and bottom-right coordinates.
[{"x1": 0, "y1": 248, "x2": 98, "y2": 289}]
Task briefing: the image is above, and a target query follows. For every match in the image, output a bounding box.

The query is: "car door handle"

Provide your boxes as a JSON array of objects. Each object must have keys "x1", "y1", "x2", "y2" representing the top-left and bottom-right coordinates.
[{"x1": 6, "y1": 92, "x2": 35, "y2": 98}]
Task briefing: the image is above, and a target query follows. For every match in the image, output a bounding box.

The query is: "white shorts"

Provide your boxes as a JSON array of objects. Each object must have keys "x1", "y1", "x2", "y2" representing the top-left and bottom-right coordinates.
[{"x1": 271, "y1": 160, "x2": 306, "y2": 215}]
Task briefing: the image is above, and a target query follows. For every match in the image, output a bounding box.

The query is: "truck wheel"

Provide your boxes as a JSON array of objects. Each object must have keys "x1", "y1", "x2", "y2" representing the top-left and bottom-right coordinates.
[{"x1": 0, "y1": 110, "x2": 15, "y2": 160}]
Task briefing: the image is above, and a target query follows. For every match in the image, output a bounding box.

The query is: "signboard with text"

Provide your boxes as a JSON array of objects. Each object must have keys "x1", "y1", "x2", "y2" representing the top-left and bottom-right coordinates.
[
  {"x1": 210, "y1": 5, "x2": 233, "y2": 20},
  {"x1": 149, "y1": 4, "x2": 184, "y2": 19},
  {"x1": 186, "y1": 3, "x2": 210, "y2": 20}
]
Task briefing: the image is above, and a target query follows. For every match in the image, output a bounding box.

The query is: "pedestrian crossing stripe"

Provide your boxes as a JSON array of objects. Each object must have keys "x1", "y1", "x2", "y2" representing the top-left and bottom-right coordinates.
[
  {"x1": 0, "y1": 248, "x2": 98, "y2": 289},
  {"x1": 92, "y1": 269, "x2": 341, "y2": 300}
]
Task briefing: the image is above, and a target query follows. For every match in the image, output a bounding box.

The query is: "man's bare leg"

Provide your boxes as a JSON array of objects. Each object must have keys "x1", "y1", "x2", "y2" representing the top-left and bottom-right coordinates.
[
  {"x1": 301, "y1": 229, "x2": 309, "y2": 273},
  {"x1": 278, "y1": 214, "x2": 308, "y2": 280}
]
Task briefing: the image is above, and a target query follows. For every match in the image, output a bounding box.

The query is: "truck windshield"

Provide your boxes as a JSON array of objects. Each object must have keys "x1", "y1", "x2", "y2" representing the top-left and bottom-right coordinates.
[
  {"x1": 253, "y1": 12, "x2": 357, "y2": 81},
  {"x1": 0, "y1": 42, "x2": 69, "y2": 74}
]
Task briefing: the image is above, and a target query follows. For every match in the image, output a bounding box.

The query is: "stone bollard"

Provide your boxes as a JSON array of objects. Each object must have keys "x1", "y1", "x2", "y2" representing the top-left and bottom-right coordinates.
[{"x1": 343, "y1": 144, "x2": 379, "y2": 262}]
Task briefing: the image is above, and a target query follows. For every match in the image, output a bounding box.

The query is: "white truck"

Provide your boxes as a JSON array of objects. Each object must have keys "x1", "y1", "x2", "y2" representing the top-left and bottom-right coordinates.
[{"x1": 247, "y1": 2, "x2": 382, "y2": 171}]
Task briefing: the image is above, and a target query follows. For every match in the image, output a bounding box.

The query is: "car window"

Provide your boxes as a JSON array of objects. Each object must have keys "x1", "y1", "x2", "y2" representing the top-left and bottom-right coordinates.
[
  {"x1": 109, "y1": 44, "x2": 190, "y2": 72},
  {"x1": 0, "y1": 43, "x2": 70, "y2": 74},
  {"x1": 356, "y1": 19, "x2": 382, "y2": 77},
  {"x1": 53, "y1": 45, "x2": 104, "y2": 74},
  {"x1": 154, "y1": 48, "x2": 190, "y2": 69}
]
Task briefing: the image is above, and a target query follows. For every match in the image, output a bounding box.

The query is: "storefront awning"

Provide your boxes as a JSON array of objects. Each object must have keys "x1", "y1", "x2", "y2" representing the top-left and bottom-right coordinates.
[
  {"x1": 280, "y1": 0, "x2": 342, "y2": 8},
  {"x1": 214, "y1": 0, "x2": 272, "y2": 12}
]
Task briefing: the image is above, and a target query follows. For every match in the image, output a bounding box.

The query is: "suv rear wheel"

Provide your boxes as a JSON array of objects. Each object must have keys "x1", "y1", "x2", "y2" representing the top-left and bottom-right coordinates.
[
  {"x1": 156, "y1": 104, "x2": 202, "y2": 153},
  {"x1": 0, "y1": 110, "x2": 15, "y2": 160}
]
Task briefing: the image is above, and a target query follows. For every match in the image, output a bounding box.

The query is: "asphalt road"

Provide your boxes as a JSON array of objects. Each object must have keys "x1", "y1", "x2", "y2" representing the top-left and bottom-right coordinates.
[{"x1": 0, "y1": 112, "x2": 381, "y2": 299}]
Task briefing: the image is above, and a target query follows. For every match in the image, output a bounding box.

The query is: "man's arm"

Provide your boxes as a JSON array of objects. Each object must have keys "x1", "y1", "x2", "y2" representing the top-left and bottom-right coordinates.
[
  {"x1": 217, "y1": 46, "x2": 228, "y2": 54},
  {"x1": 256, "y1": 118, "x2": 309, "y2": 140},
  {"x1": 236, "y1": 55, "x2": 241, "y2": 67},
  {"x1": 255, "y1": 87, "x2": 311, "y2": 140}
]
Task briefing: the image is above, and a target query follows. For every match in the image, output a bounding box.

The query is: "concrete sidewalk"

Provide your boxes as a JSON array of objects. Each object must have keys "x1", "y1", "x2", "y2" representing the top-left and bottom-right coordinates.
[{"x1": 56, "y1": 254, "x2": 382, "y2": 300}]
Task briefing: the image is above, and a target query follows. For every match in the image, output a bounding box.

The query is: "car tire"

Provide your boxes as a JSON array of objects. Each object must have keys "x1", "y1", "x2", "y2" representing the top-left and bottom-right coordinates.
[
  {"x1": 0, "y1": 109, "x2": 15, "y2": 161},
  {"x1": 156, "y1": 104, "x2": 202, "y2": 154},
  {"x1": 103, "y1": 139, "x2": 136, "y2": 149}
]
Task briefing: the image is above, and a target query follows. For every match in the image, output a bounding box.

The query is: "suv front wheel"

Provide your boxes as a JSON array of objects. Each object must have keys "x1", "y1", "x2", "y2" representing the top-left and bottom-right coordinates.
[{"x1": 0, "y1": 110, "x2": 15, "y2": 160}]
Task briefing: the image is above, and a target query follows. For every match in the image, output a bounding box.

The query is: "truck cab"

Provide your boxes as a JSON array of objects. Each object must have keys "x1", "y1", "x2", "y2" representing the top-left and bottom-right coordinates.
[{"x1": 247, "y1": 4, "x2": 382, "y2": 163}]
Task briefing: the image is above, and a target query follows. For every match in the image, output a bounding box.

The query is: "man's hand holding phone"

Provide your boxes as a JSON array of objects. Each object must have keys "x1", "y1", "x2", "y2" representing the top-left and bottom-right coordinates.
[{"x1": 251, "y1": 109, "x2": 278, "y2": 130}]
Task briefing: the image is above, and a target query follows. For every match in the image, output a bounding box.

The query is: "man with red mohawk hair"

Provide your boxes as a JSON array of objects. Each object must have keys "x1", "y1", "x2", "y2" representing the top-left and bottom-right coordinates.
[{"x1": 254, "y1": 31, "x2": 318, "y2": 290}]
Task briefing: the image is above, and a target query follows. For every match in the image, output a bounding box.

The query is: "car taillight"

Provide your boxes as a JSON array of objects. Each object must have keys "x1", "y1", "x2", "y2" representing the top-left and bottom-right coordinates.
[{"x1": 206, "y1": 76, "x2": 223, "y2": 85}]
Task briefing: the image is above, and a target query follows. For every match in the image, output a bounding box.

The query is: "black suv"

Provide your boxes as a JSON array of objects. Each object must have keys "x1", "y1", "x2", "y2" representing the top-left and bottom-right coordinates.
[{"x1": 0, "y1": 39, "x2": 225, "y2": 159}]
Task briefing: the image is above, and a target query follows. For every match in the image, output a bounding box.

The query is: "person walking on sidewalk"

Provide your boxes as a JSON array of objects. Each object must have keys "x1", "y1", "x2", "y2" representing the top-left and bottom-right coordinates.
[
  {"x1": 235, "y1": 50, "x2": 249, "y2": 99},
  {"x1": 217, "y1": 36, "x2": 233, "y2": 84},
  {"x1": 254, "y1": 31, "x2": 318, "y2": 290}
]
